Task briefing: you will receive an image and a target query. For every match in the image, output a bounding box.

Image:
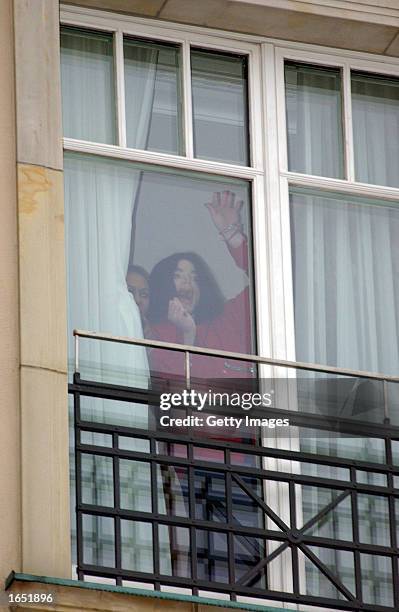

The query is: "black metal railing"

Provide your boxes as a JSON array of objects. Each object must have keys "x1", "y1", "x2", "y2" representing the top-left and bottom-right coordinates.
[{"x1": 69, "y1": 330, "x2": 399, "y2": 612}]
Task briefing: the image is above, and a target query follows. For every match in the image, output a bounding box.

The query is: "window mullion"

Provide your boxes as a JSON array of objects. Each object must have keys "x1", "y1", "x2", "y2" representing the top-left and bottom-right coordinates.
[
  {"x1": 114, "y1": 29, "x2": 127, "y2": 148},
  {"x1": 343, "y1": 60, "x2": 355, "y2": 182},
  {"x1": 182, "y1": 40, "x2": 194, "y2": 158},
  {"x1": 274, "y1": 48, "x2": 289, "y2": 175}
]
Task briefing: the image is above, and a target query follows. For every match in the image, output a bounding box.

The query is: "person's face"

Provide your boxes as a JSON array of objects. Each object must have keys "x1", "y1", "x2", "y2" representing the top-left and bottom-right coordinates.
[
  {"x1": 173, "y1": 259, "x2": 200, "y2": 314},
  {"x1": 127, "y1": 271, "x2": 150, "y2": 318}
]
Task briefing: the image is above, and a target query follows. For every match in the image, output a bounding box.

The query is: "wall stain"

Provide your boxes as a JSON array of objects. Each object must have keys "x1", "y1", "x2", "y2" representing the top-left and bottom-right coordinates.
[{"x1": 19, "y1": 165, "x2": 52, "y2": 214}]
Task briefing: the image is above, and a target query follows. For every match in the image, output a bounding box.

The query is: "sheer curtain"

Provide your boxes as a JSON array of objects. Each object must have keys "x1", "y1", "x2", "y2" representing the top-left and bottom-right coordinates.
[
  {"x1": 64, "y1": 154, "x2": 149, "y2": 387},
  {"x1": 285, "y1": 62, "x2": 344, "y2": 179},
  {"x1": 61, "y1": 27, "x2": 117, "y2": 144},
  {"x1": 62, "y1": 29, "x2": 165, "y2": 575},
  {"x1": 124, "y1": 45, "x2": 159, "y2": 149},
  {"x1": 287, "y1": 64, "x2": 398, "y2": 607},
  {"x1": 352, "y1": 72, "x2": 399, "y2": 189},
  {"x1": 290, "y1": 190, "x2": 398, "y2": 607},
  {"x1": 291, "y1": 190, "x2": 399, "y2": 376}
]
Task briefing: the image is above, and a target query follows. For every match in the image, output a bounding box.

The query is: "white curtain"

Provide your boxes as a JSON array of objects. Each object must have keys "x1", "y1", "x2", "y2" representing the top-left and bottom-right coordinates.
[
  {"x1": 63, "y1": 32, "x2": 167, "y2": 575},
  {"x1": 285, "y1": 63, "x2": 343, "y2": 178},
  {"x1": 124, "y1": 45, "x2": 159, "y2": 149},
  {"x1": 352, "y1": 73, "x2": 399, "y2": 189},
  {"x1": 61, "y1": 28, "x2": 116, "y2": 144},
  {"x1": 64, "y1": 153, "x2": 149, "y2": 390},
  {"x1": 291, "y1": 191, "x2": 399, "y2": 376},
  {"x1": 291, "y1": 190, "x2": 398, "y2": 607}
]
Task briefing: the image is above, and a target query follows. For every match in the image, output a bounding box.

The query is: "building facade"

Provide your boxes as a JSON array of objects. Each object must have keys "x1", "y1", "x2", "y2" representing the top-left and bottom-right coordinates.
[{"x1": 1, "y1": 1, "x2": 399, "y2": 611}]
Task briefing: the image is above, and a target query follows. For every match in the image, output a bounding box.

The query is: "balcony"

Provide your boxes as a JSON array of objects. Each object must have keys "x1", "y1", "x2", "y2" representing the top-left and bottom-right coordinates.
[{"x1": 69, "y1": 330, "x2": 399, "y2": 612}]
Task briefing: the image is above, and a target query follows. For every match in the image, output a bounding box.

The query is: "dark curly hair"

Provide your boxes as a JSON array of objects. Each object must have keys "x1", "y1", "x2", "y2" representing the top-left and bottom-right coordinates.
[{"x1": 148, "y1": 252, "x2": 225, "y2": 324}]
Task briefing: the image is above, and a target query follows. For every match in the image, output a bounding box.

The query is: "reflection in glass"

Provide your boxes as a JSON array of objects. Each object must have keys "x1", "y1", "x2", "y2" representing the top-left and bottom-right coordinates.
[
  {"x1": 234, "y1": 535, "x2": 266, "y2": 588},
  {"x1": 352, "y1": 71, "x2": 399, "y2": 188},
  {"x1": 120, "y1": 459, "x2": 151, "y2": 512},
  {"x1": 80, "y1": 396, "x2": 149, "y2": 430},
  {"x1": 356, "y1": 470, "x2": 387, "y2": 487},
  {"x1": 195, "y1": 470, "x2": 226, "y2": 522},
  {"x1": 298, "y1": 428, "x2": 386, "y2": 463},
  {"x1": 301, "y1": 547, "x2": 355, "y2": 600},
  {"x1": 61, "y1": 27, "x2": 116, "y2": 144},
  {"x1": 83, "y1": 514, "x2": 115, "y2": 567},
  {"x1": 196, "y1": 529, "x2": 228, "y2": 583},
  {"x1": 64, "y1": 154, "x2": 255, "y2": 384},
  {"x1": 81, "y1": 454, "x2": 114, "y2": 507},
  {"x1": 358, "y1": 494, "x2": 390, "y2": 546},
  {"x1": 361, "y1": 553, "x2": 394, "y2": 607},
  {"x1": 290, "y1": 188, "x2": 399, "y2": 378},
  {"x1": 231, "y1": 477, "x2": 263, "y2": 528},
  {"x1": 124, "y1": 38, "x2": 182, "y2": 154},
  {"x1": 157, "y1": 465, "x2": 189, "y2": 518},
  {"x1": 285, "y1": 62, "x2": 344, "y2": 178},
  {"x1": 191, "y1": 49, "x2": 249, "y2": 165},
  {"x1": 80, "y1": 431, "x2": 113, "y2": 448},
  {"x1": 119, "y1": 436, "x2": 150, "y2": 453},
  {"x1": 121, "y1": 520, "x2": 153, "y2": 573},
  {"x1": 298, "y1": 485, "x2": 352, "y2": 541},
  {"x1": 159, "y1": 525, "x2": 190, "y2": 578}
]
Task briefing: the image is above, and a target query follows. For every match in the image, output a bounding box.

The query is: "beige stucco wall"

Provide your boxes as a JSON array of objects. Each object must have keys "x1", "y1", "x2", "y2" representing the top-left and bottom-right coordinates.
[
  {"x1": 0, "y1": 0, "x2": 21, "y2": 587},
  {"x1": 13, "y1": 0, "x2": 71, "y2": 579}
]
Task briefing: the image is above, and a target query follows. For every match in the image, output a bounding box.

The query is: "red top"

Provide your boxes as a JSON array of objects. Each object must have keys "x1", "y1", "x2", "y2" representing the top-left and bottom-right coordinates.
[{"x1": 149, "y1": 239, "x2": 255, "y2": 381}]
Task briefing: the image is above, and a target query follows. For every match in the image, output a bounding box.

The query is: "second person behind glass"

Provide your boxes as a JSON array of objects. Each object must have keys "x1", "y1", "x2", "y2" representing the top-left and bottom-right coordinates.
[{"x1": 147, "y1": 190, "x2": 254, "y2": 381}]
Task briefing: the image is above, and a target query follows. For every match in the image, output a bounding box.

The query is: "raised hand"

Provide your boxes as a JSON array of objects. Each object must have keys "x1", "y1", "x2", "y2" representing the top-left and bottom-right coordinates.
[
  {"x1": 205, "y1": 190, "x2": 244, "y2": 234},
  {"x1": 168, "y1": 297, "x2": 196, "y2": 344}
]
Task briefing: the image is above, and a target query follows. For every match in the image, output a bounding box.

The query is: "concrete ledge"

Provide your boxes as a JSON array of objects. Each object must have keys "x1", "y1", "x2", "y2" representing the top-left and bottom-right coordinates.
[
  {"x1": 5, "y1": 572, "x2": 294, "y2": 612},
  {"x1": 63, "y1": 0, "x2": 399, "y2": 56}
]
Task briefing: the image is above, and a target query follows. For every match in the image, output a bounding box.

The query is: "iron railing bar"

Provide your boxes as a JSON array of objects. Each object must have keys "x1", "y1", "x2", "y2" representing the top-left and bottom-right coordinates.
[
  {"x1": 386, "y1": 439, "x2": 399, "y2": 609},
  {"x1": 77, "y1": 564, "x2": 393, "y2": 612},
  {"x1": 289, "y1": 480, "x2": 300, "y2": 596},
  {"x1": 76, "y1": 503, "x2": 399, "y2": 555},
  {"x1": 75, "y1": 444, "x2": 399, "y2": 495},
  {"x1": 73, "y1": 329, "x2": 399, "y2": 383},
  {"x1": 349, "y1": 465, "x2": 362, "y2": 606},
  {"x1": 71, "y1": 388, "x2": 399, "y2": 439}
]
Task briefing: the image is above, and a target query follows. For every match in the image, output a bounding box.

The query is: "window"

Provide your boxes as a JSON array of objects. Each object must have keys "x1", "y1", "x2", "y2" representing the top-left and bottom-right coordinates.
[
  {"x1": 61, "y1": 7, "x2": 399, "y2": 610},
  {"x1": 61, "y1": 20, "x2": 263, "y2": 385},
  {"x1": 276, "y1": 48, "x2": 399, "y2": 374}
]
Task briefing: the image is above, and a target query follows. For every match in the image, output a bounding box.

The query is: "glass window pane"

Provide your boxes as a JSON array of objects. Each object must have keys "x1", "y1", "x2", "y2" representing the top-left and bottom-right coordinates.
[
  {"x1": 80, "y1": 431, "x2": 113, "y2": 447},
  {"x1": 358, "y1": 494, "x2": 390, "y2": 546},
  {"x1": 191, "y1": 48, "x2": 249, "y2": 165},
  {"x1": 352, "y1": 71, "x2": 399, "y2": 188},
  {"x1": 64, "y1": 153, "x2": 256, "y2": 384},
  {"x1": 82, "y1": 514, "x2": 115, "y2": 567},
  {"x1": 285, "y1": 62, "x2": 344, "y2": 178},
  {"x1": 361, "y1": 553, "x2": 394, "y2": 607},
  {"x1": 159, "y1": 525, "x2": 190, "y2": 577},
  {"x1": 61, "y1": 27, "x2": 116, "y2": 144},
  {"x1": 300, "y1": 547, "x2": 355, "y2": 601},
  {"x1": 124, "y1": 38, "x2": 183, "y2": 155},
  {"x1": 290, "y1": 188, "x2": 399, "y2": 377},
  {"x1": 121, "y1": 520, "x2": 153, "y2": 573},
  {"x1": 81, "y1": 454, "x2": 114, "y2": 507},
  {"x1": 196, "y1": 529, "x2": 228, "y2": 583},
  {"x1": 120, "y1": 459, "x2": 151, "y2": 512}
]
